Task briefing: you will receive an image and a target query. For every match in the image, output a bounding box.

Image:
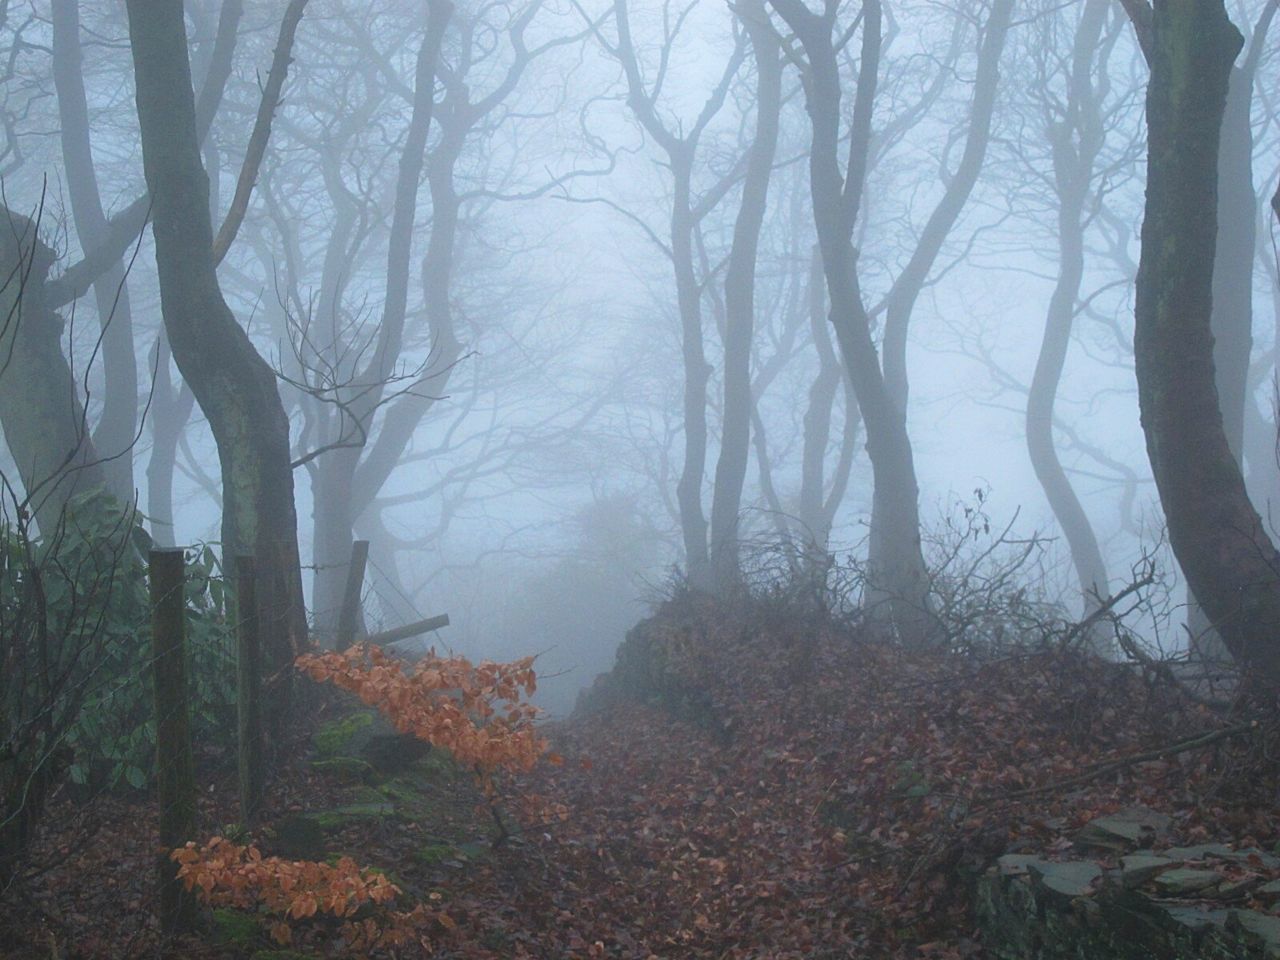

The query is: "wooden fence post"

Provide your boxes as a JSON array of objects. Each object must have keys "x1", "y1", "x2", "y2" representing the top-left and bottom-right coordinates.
[
  {"x1": 149, "y1": 548, "x2": 197, "y2": 935},
  {"x1": 336, "y1": 540, "x2": 369, "y2": 651},
  {"x1": 236, "y1": 555, "x2": 264, "y2": 827}
]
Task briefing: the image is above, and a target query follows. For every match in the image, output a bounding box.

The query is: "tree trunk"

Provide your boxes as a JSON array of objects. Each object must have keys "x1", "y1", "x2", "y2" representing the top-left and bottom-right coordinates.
[
  {"x1": 51, "y1": 0, "x2": 138, "y2": 503},
  {"x1": 672, "y1": 157, "x2": 712, "y2": 591},
  {"x1": 0, "y1": 211, "x2": 108, "y2": 527},
  {"x1": 773, "y1": 0, "x2": 935, "y2": 645},
  {"x1": 145, "y1": 334, "x2": 196, "y2": 548},
  {"x1": 1134, "y1": 0, "x2": 1280, "y2": 687},
  {"x1": 1026, "y1": 0, "x2": 1110, "y2": 625},
  {"x1": 709, "y1": 0, "x2": 782, "y2": 594},
  {"x1": 125, "y1": 0, "x2": 306, "y2": 719}
]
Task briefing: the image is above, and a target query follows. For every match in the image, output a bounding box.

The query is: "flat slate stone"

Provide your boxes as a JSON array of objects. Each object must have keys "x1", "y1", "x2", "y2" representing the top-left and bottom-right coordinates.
[
  {"x1": 1119, "y1": 854, "x2": 1175, "y2": 888},
  {"x1": 1075, "y1": 808, "x2": 1171, "y2": 852},
  {"x1": 1161, "y1": 843, "x2": 1235, "y2": 862},
  {"x1": 997, "y1": 854, "x2": 1050, "y2": 877},
  {"x1": 1153, "y1": 868, "x2": 1222, "y2": 896},
  {"x1": 1233, "y1": 910, "x2": 1280, "y2": 957},
  {"x1": 1030, "y1": 860, "x2": 1102, "y2": 898}
]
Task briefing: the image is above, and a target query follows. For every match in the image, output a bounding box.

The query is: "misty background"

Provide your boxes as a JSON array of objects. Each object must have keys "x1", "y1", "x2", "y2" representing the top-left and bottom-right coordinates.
[{"x1": 2, "y1": 0, "x2": 1277, "y2": 714}]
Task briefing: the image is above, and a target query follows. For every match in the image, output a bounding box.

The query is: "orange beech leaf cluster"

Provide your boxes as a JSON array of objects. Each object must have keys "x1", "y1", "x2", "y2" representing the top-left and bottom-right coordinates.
[
  {"x1": 171, "y1": 837, "x2": 446, "y2": 951},
  {"x1": 296, "y1": 645, "x2": 548, "y2": 790}
]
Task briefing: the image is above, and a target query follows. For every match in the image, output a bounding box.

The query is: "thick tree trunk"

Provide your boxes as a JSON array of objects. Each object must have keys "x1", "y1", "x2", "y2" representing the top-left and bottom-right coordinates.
[
  {"x1": 125, "y1": 0, "x2": 306, "y2": 720},
  {"x1": 0, "y1": 212, "x2": 108, "y2": 527},
  {"x1": 1134, "y1": 0, "x2": 1280, "y2": 687},
  {"x1": 708, "y1": 0, "x2": 782, "y2": 594}
]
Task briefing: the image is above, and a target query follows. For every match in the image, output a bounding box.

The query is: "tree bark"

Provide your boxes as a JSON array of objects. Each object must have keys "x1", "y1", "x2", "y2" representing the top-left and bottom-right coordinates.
[
  {"x1": 1025, "y1": 0, "x2": 1110, "y2": 623},
  {"x1": 51, "y1": 0, "x2": 137, "y2": 503},
  {"x1": 770, "y1": 0, "x2": 935, "y2": 645},
  {"x1": 1134, "y1": 0, "x2": 1280, "y2": 687},
  {"x1": 309, "y1": 2, "x2": 456, "y2": 636},
  {"x1": 708, "y1": 0, "x2": 782, "y2": 594},
  {"x1": 124, "y1": 0, "x2": 306, "y2": 719},
  {"x1": 0, "y1": 211, "x2": 108, "y2": 527}
]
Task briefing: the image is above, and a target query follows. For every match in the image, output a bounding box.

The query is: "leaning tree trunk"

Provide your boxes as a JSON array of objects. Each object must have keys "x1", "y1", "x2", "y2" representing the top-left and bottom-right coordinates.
[
  {"x1": 1134, "y1": 0, "x2": 1280, "y2": 688},
  {"x1": 0, "y1": 211, "x2": 108, "y2": 527},
  {"x1": 125, "y1": 0, "x2": 306, "y2": 722}
]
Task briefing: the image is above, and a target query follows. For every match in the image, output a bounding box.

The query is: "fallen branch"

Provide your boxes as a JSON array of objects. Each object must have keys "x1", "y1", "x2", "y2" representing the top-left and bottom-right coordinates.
[{"x1": 982, "y1": 722, "x2": 1257, "y2": 805}]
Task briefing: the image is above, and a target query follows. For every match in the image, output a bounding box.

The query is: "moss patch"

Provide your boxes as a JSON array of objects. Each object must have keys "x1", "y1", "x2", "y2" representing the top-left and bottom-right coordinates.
[
  {"x1": 312, "y1": 712, "x2": 374, "y2": 759},
  {"x1": 212, "y1": 907, "x2": 261, "y2": 946},
  {"x1": 312, "y1": 802, "x2": 397, "y2": 831}
]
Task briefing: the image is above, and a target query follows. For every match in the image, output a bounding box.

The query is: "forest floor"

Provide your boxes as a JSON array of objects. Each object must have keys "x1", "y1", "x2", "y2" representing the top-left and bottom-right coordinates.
[{"x1": 4, "y1": 595, "x2": 1280, "y2": 959}]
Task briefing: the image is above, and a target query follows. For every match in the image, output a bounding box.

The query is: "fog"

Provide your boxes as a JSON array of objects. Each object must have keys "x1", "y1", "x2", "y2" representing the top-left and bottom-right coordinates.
[
  {"x1": 10, "y1": 1, "x2": 1280, "y2": 955},
  {"x1": 1, "y1": 0, "x2": 1277, "y2": 711}
]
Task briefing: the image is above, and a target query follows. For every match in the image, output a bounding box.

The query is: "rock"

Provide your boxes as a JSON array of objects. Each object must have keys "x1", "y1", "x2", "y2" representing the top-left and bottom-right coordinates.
[
  {"x1": 308, "y1": 757, "x2": 376, "y2": 783},
  {"x1": 270, "y1": 814, "x2": 326, "y2": 860},
  {"x1": 979, "y1": 866, "x2": 1279, "y2": 959},
  {"x1": 1254, "y1": 879, "x2": 1280, "y2": 904},
  {"x1": 1214, "y1": 875, "x2": 1262, "y2": 900},
  {"x1": 211, "y1": 908, "x2": 261, "y2": 946},
  {"x1": 1119, "y1": 854, "x2": 1174, "y2": 888},
  {"x1": 1074, "y1": 807, "x2": 1171, "y2": 853},
  {"x1": 1233, "y1": 849, "x2": 1280, "y2": 871},
  {"x1": 1161, "y1": 843, "x2": 1235, "y2": 862},
  {"x1": 996, "y1": 854, "x2": 1049, "y2": 877},
  {"x1": 312, "y1": 711, "x2": 376, "y2": 758},
  {"x1": 1152, "y1": 868, "x2": 1222, "y2": 896},
  {"x1": 1029, "y1": 860, "x2": 1102, "y2": 899},
  {"x1": 312, "y1": 802, "x2": 397, "y2": 831},
  {"x1": 1231, "y1": 911, "x2": 1280, "y2": 957}
]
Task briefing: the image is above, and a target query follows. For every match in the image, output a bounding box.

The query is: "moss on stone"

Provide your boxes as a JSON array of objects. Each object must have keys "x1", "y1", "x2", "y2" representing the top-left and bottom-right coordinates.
[
  {"x1": 312, "y1": 712, "x2": 374, "y2": 759},
  {"x1": 308, "y1": 757, "x2": 376, "y2": 783},
  {"x1": 212, "y1": 907, "x2": 261, "y2": 946},
  {"x1": 270, "y1": 814, "x2": 326, "y2": 860}
]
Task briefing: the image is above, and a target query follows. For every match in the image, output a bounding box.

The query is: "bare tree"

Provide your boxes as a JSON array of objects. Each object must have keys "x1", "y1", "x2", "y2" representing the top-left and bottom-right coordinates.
[{"x1": 1127, "y1": 0, "x2": 1280, "y2": 687}]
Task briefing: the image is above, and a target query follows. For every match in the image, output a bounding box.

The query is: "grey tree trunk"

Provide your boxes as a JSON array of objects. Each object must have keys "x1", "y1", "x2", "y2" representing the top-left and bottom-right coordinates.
[
  {"x1": 308, "y1": 3, "x2": 458, "y2": 636},
  {"x1": 798, "y1": 245, "x2": 859, "y2": 552},
  {"x1": 770, "y1": 0, "x2": 935, "y2": 645},
  {"x1": 1186, "y1": 1, "x2": 1277, "y2": 663},
  {"x1": 708, "y1": 0, "x2": 782, "y2": 594},
  {"x1": 51, "y1": 0, "x2": 138, "y2": 503},
  {"x1": 1025, "y1": 0, "x2": 1110, "y2": 625},
  {"x1": 0, "y1": 212, "x2": 108, "y2": 527},
  {"x1": 125, "y1": 0, "x2": 306, "y2": 721},
  {"x1": 1133, "y1": 0, "x2": 1280, "y2": 689},
  {"x1": 871, "y1": 0, "x2": 1012, "y2": 584}
]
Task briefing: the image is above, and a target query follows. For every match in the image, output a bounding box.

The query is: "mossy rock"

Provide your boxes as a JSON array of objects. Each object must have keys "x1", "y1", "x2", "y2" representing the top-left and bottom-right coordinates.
[
  {"x1": 414, "y1": 843, "x2": 456, "y2": 865},
  {"x1": 308, "y1": 756, "x2": 376, "y2": 783},
  {"x1": 361, "y1": 733, "x2": 430, "y2": 774},
  {"x1": 269, "y1": 814, "x2": 326, "y2": 860},
  {"x1": 313, "y1": 711, "x2": 375, "y2": 759},
  {"x1": 313, "y1": 710, "x2": 429, "y2": 774},
  {"x1": 312, "y1": 802, "x2": 398, "y2": 831},
  {"x1": 212, "y1": 907, "x2": 262, "y2": 946}
]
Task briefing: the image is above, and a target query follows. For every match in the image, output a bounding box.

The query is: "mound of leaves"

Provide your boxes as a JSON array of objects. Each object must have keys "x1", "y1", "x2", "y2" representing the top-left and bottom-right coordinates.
[{"x1": 459, "y1": 594, "x2": 1280, "y2": 958}]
